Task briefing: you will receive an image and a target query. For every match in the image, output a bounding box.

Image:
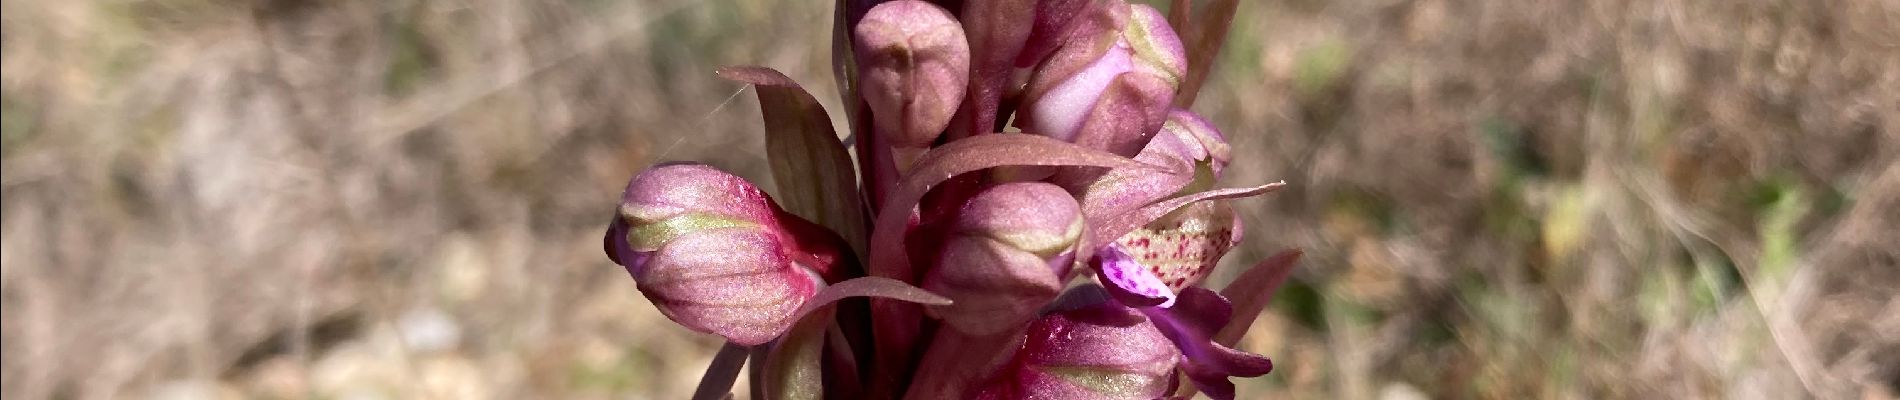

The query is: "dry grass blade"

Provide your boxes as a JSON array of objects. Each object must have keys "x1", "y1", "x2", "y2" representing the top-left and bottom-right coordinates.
[
  {"x1": 1620, "y1": 159, "x2": 1828, "y2": 396},
  {"x1": 366, "y1": 0, "x2": 709, "y2": 147}
]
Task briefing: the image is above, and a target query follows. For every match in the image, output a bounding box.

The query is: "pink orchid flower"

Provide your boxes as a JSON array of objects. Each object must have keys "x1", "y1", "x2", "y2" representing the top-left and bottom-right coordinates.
[{"x1": 602, "y1": 1, "x2": 1298, "y2": 398}]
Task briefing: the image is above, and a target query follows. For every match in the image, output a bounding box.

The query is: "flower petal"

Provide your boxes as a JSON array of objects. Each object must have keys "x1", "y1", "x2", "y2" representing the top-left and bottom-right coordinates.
[
  {"x1": 1215, "y1": 249, "x2": 1303, "y2": 346},
  {"x1": 1066, "y1": 67, "x2": 1176, "y2": 157},
  {"x1": 603, "y1": 217, "x2": 631, "y2": 267},
  {"x1": 1087, "y1": 182, "x2": 1284, "y2": 258},
  {"x1": 1161, "y1": 249, "x2": 1301, "y2": 400},
  {"x1": 855, "y1": 0, "x2": 969, "y2": 148},
  {"x1": 1114, "y1": 200, "x2": 1241, "y2": 291},
  {"x1": 1070, "y1": 109, "x2": 1231, "y2": 224},
  {"x1": 638, "y1": 227, "x2": 816, "y2": 346},
  {"x1": 1139, "y1": 288, "x2": 1274, "y2": 400},
  {"x1": 1025, "y1": 42, "x2": 1134, "y2": 143},
  {"x1": 1092, "y1": 244, "x2": 1176, "y2": 308}
]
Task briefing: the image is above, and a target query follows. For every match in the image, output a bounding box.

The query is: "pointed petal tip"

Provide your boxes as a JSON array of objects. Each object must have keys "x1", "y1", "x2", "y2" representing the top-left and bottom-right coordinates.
[
  {"x1": 604, "y1": 218, "x2": 629, "y2": 266},
  {"x1": 714, "y1": 65, "x2": 796, "y2": 86}
]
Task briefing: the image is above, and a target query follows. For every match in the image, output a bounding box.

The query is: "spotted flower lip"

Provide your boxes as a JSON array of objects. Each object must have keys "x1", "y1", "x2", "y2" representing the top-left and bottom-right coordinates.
[
  {"x1": 1113, "y1": 199, "x2": 1242, "y2": 292},
  {"x1": 1074, "y1": 108, "x2": 1243, "y2": 297}
]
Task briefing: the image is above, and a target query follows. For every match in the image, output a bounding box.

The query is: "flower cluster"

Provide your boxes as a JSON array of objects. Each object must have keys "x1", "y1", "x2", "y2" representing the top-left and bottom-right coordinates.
[{"x1": 602, "y1": 1, "x2": 1299, "y2": 398}]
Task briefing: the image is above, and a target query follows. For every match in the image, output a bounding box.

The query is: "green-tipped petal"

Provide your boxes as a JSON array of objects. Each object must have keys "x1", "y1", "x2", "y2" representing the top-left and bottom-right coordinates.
[
  {"x1": 606, "y1": 163, "x2": 852, "y2": 345},
  {"x1": 925, "y1": 182, "x2": 1083, "y2": 335}
]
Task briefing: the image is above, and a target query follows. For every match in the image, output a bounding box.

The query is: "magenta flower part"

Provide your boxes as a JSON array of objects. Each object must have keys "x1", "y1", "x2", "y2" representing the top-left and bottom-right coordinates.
[
  {"x1": 1092, "y1": 244, "x2": 1177, "y2": 308},
  {"x1": 973, "y1": 294, "x2": 1181, "y2": 399},
  {"x1": 1016, "y1": 1, "x2": 1186, "y2": 157},
  {"x1": 636, "y1": 228, "x2": 822, "y2": 347},
  {"x1": 601, "y1": 1, "x2": 1287, "y2": 397},
  {"x1": 1025, "y1": 36, "x2": 1134, "y2": 143},
  {"x1": 1141, "y1": 288, "x2": 1275, "y2": 400},
  {"x1": 605, "y1": 163, "x2": 850, "y2": 346}
]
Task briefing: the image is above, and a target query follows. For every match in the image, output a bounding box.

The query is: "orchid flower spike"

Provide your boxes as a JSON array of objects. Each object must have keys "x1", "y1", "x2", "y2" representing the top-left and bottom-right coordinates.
[{"x1": 601, "y1": 0, "x2": 1290, "y2": 396}]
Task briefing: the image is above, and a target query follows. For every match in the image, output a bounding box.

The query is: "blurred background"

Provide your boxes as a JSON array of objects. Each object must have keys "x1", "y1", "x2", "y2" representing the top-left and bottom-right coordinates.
[{"x1": 2, "y1": 0, "x2": 1896, "y2": 398}]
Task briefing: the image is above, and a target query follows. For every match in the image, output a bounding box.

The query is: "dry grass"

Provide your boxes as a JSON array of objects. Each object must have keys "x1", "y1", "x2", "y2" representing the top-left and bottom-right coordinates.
[{"x1": 2, "y1": 0, "x2": 1895, "y2": 398}]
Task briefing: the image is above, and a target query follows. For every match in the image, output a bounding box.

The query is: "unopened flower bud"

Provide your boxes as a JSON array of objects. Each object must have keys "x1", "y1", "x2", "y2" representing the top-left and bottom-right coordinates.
[
  {"x1": 923, "y1": 182, "x2": 1082, "y2": 335},
  {"x1": 974, "y1": 296, "x2": 1180, "y2": 399},
  {"x1": 1016, "y1": 1, "x2": 1185, "y2": 157},
  {"x1": 1155, "y1": 109, "x2": 1232, "y2": 177},
  {"x1": 1016, "y1": 0, "x2": 1102, "y2": 68},
  {"x1": 955, "y1": 182, "x2": 1086, "y2": 258},
  {"x1": 604, "y1": 163, "x2": 849, "y2": 345},
  {"x1": 855, "y1": 0, "x2": 970, "y2": 148},
  {"x1": 1122, "y1": 4, "x2": 1186, "y2": 90}
]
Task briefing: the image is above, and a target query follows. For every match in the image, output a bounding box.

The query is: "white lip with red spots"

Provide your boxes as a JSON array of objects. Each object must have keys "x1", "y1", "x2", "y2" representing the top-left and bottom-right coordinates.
[{"x1": 1113, "y1": 200, "x2": 1239, "y2": 291}]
